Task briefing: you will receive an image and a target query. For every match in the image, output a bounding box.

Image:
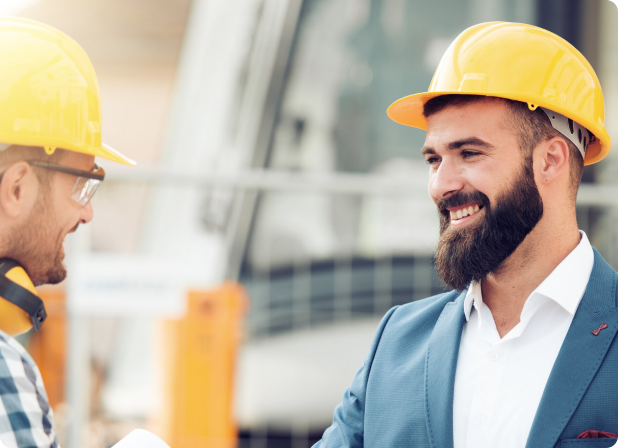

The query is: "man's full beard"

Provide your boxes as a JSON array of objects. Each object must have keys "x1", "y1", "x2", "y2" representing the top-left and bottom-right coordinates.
[
  {"x1": 434, "y1": 161, "x2": 544, "y2": 291},
  {"x1": 7, "y1": 194, "x2": 67, "y2": 286}
]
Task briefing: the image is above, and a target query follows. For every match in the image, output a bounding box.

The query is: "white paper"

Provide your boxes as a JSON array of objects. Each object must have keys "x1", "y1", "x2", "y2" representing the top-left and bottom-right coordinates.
[{"x1": 112, "y1": 429, "x2": 170, "y2": 448}]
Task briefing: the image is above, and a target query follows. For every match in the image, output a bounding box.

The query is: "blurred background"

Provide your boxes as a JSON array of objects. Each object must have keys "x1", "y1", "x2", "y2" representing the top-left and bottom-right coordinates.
[{"x1": 5, "y1": 0, "x2": 618, "y2": 447}]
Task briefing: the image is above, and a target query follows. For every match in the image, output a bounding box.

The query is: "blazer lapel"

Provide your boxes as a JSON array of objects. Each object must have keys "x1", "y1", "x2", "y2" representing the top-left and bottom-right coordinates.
[
  {"x1": 526, "y1": 248, "x2": 618, "y2": 448},
  {"x1": 425, "y1": 291, "x2": 466, "y2": 448}
]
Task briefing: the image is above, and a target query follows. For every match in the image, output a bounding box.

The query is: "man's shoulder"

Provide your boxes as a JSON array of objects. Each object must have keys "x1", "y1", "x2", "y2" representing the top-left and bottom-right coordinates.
[
  {"x1": 378, "y1": 290, "x2": 463, "y2": 342},
  {"x1": 0, "y1": 330, "x2": 45, "y2": 391},
  {"x1": 0, "y1": 330, "x2": 58, "y2": 448},
  {"x1": 392, "y1": 289, "x2": 463, "y2": 320},
  {"x1": 0, "y1": 330, "x2": 38, "y2": 370}
]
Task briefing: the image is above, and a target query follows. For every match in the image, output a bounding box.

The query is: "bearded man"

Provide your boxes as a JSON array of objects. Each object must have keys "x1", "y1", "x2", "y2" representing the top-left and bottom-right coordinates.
[
  {"x1": 0, "y1": 18, "x2": 135, "y2": 448},
  {"x1": 314, "y1": 23, "x2": 616, "y2": 448}
]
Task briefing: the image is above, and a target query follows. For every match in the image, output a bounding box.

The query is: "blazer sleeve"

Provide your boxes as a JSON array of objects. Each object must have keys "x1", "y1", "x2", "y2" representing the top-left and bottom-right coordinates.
[{"x1": 313, "y1": 306, "x2": 399, "y2": 448}]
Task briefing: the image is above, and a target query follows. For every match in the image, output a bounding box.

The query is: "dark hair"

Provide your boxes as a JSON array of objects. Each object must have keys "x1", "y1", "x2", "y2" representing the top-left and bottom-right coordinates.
[{"x1": 423, "y1": 95, "x2": 584, "y2": 198}]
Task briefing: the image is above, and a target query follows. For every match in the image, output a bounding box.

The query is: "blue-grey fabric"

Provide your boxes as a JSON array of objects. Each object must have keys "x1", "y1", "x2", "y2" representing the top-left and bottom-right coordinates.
[{"x1": 314, "y1": 248, "x2": 618, "y2": 448}]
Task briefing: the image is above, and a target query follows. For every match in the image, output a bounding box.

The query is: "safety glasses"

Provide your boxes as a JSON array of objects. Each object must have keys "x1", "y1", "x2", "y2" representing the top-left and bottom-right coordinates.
[{"x1": 27, "y1": 161, "x2": 105, "y2": 206}]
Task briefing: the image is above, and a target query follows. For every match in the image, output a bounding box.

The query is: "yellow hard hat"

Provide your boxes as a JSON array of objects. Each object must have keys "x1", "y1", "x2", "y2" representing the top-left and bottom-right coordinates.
[
  {"x1": 0, "y1": 17, "x2": 135, "y2": 165},
  {"x1": 387, "y1": 22, "x2": 611, "y2": 165}
]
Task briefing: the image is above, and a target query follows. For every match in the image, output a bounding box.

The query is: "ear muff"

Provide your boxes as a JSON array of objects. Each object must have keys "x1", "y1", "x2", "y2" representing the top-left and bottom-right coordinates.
[{"x1": 0, "y1": 259, "x2": 46, "y2": 336}]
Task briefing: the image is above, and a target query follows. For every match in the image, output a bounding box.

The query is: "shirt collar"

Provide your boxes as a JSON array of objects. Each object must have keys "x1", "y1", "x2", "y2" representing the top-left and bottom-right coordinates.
[
  {"x1": 464, "y1": 282, "x2": 479, "y2": 321},
  {"x1": 463, "y1": 230, "x2": 594, "y2": 321}
]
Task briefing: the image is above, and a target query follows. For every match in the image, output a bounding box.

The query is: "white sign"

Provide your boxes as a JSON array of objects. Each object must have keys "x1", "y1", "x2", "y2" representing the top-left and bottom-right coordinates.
[{"x1": 67, "y1": 254, "x2": 207, "y2": 317}]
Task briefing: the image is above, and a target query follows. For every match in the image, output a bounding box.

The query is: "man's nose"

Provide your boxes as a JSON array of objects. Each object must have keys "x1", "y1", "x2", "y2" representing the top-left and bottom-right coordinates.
[
  {"x1": 79, "y1": 200, "x2": 93, "y2": 224},
  {"x1": 429, "y1": 158, "x2": 465, "y2": 199}
]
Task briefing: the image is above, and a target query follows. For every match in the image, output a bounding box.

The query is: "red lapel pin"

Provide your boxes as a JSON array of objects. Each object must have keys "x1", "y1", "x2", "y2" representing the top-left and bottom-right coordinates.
[{"x1": 592, "y1": 323, "x2": 608, "y2": 336}]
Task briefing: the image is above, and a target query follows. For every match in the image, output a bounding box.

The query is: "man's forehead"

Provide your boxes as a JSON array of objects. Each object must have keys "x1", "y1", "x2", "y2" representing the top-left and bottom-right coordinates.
[
  {"x1": 424, "y1": 101, "x2": 512, "y2": 147},
  {"x1": 426, "y1": 98, "x2": 510, "y2": 125}
]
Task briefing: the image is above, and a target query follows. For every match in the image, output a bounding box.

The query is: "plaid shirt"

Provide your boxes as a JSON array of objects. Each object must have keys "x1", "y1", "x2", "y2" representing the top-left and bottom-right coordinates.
[{"x1": 0, "y1": 331, "x2": 58, "y2": 448}]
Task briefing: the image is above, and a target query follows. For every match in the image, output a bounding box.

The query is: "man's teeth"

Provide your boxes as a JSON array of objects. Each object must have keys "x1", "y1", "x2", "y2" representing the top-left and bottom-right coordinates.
[{"x1": 450, "y1": 205, "x2": 481, "y2": 221}]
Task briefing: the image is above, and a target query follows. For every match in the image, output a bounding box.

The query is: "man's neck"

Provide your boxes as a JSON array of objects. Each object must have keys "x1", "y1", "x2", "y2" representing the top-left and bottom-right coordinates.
[{"x1": 480, "y1": 215, "x2": 581, "y2": 338}]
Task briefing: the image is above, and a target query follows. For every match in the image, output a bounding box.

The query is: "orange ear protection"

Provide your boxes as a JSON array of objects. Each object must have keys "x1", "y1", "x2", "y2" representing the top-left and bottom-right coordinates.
[{"x1": 0, "y1": 259, "x2": 46, "y2": 336}]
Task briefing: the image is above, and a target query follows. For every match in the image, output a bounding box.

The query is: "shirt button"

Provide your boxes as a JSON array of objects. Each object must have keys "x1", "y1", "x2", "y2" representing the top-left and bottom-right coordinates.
[
  {"x1": 477, "y1": 415, "x2": 486, "y2": 424},
  {"x1": 489, "y1": 353, "x2": 499, "y2": 361}
]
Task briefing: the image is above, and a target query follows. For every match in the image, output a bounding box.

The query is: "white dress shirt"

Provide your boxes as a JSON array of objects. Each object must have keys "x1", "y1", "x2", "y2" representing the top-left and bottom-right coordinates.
[{"x1": 453, "y1": 231, "x2": 594, "y2": 448}]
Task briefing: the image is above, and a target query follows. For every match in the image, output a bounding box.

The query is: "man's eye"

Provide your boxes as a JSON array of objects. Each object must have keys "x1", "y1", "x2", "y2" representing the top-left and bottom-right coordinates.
[
  {"x1": 426, "y1": 157, "x2": 440, "y2": 165},
  {"x1": 462, "y1": 151, "x2": 480, "y2": 158}
]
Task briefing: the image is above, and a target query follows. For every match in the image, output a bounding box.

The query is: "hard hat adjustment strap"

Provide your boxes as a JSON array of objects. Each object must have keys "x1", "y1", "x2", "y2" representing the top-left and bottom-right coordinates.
[{"x1": 540, "y1": 107, "x2": 591, "y2": 160}]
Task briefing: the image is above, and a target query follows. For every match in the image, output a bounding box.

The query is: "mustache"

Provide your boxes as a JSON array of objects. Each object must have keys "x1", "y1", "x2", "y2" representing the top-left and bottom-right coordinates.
[{"x1": 436, "y1": 190, "x2": 490, "y2": 215}]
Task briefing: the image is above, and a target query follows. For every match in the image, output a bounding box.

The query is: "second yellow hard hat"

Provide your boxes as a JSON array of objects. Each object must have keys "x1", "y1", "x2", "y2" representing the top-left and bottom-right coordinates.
[
  {"x1": 387, "y1": 22, "x2": 610, "y2": 165},
  {"x1": 0, "y1": 17, "x2": 135, "y2": 165}
]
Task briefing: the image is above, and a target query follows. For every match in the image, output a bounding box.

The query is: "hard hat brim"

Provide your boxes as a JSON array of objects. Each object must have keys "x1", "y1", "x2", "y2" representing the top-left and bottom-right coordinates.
[
  {"x1": 52, "y1": 141, "x2": 136, "y2": 165},
  {"x1": 98, "y1": 143, "x2": 136, "y2": 166},
  {"x1": 387, "y1": 91, "x2": 610, "y2": 166},
  {"x1": 0, "y1": 134, "x2": 137, "y2": 165}
]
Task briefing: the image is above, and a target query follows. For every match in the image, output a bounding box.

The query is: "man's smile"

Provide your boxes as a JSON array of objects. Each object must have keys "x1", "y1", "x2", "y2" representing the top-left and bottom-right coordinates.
[{"x1": 448, "y1": 202, "x2": 484, "y2": 226}]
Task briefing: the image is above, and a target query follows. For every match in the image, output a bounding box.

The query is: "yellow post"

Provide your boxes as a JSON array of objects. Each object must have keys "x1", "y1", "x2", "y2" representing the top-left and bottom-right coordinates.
[{"x1": 161, "y1": 282, "x2": 248, "y2": 448}]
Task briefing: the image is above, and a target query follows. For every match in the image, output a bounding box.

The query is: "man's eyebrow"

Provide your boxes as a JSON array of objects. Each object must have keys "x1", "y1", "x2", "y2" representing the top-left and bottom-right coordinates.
[
  {"x1": 421, "y1": 137, "x2": 494, "y2": 156},
  {"x1": 447, "y1": 137, "x2": 494, "y2": 150},
  {"x1": 421, "y1": 146, "x2": 436, "y2": 156}
]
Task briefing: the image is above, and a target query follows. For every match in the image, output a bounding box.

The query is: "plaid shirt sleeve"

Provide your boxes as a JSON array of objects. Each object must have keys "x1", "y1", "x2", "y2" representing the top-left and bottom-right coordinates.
[{"x1": 0, "y1": 331, "x2": 58, "y2": 448}]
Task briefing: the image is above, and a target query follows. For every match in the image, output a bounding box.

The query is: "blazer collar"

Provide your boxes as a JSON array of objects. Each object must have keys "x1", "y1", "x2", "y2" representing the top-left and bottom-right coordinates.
[
  {"x1": 526, "y1": 247, "x2": 618, "y2": 448},
  {"x1": 424, "y1": 290, "x2": 467, "y2": 448}
]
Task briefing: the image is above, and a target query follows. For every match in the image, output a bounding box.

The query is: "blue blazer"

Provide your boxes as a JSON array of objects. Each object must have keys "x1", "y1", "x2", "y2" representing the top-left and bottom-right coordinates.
[{"x1": 315, "y1": 248, "x2": 618, "y2": 448}]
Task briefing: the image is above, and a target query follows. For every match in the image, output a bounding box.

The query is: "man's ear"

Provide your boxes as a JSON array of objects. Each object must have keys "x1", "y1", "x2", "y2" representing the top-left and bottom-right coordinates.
[
  {"x1": 0, "y1": 162, "x2": 38, "y2": 219},
  {"x1": 535, "y1": 136, "x2": 570, "y2": 186}
]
